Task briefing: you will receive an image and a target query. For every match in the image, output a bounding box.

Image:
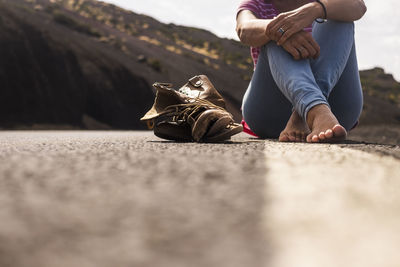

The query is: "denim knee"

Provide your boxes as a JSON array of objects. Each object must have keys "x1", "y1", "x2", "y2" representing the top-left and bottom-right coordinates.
[
  {"x1": 331, "y1": 97, "x2": 363, "y2": 131},
  {"x1": 242, "y1": 100, "x2": 288, "y2": 138}
]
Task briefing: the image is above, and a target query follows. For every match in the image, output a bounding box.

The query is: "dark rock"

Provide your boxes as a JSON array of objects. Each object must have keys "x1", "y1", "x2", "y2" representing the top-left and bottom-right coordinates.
[
  {"x1": 137, "y1": 55, "x2": 147, "y2": 63},
  {"x1": 0, "y1": 1, "x2": 155, "y2": 129}
]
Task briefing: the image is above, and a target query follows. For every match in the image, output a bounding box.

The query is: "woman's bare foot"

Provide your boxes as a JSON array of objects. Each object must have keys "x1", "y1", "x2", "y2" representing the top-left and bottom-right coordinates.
[
  {"x1": 279, "y1": 111, "x2": 310, "y2": 142},
  {"x1": 306, "y1": 104, "x2": 347, "y2": 143}
]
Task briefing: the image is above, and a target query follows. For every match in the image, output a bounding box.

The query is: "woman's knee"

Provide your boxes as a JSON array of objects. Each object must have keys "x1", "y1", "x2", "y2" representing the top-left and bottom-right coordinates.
[
  {"x1": 331, "y1": 98, "x2": 363, "y2": 131},
  {"x1": 242, "y1": 44, "x2": 293, "y2": 138},
  {"x1": 313, "y1": 20, "x2": 354, "y2": 34},
  {"x1": 242, "y1": 99, "x2": 288, "y2": 138}
]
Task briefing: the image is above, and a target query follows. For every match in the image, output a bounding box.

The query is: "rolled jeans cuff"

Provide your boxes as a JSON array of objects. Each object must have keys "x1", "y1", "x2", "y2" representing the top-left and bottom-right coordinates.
[{"x1": 298, "y1": 98, "x2": 329, "y2": 122}]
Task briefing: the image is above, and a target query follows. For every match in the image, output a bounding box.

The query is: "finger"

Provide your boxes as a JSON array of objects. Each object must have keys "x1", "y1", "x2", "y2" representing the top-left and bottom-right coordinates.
[
  {"x1": 296, "y1": 34, "x2": 316, "y2": 56},
  {"x1": 267, "y1": 16, "x2": 283, "y2": 37},
  {"x1": 267, "y1": 24, "x2": 279, "y2": 41},
  {"x1": 276, "y1": 20, "x2": 300, "y2": 45},
  {"x1": 269, "y1": 15, "x2": 289, "y2": 41},
  {"x1": 298, "y1": 46, "x2": 309, "y2": 59},
  {"x1": 272, "y1": 28, "x2": 282, "y2": 42},
  {"x1": 296, "y1": 47, "x2": 307, "y2": 59},
  {"x1": 276, "y1": 18, "x2": 292, "y2": 35},
  {"x1": 266, "y1": 19, "x2": 279, "y2": 33},
  {"x1": 285, "y1": 45, "x2": 301, "y2": 60},
  {"x1": 304, "y1": 34, "x2": 320, "y2": 58},
  {"x1": 314, "y1": 42, "x2": 321, "y2": 58},
  {"x1": 309, "y1": 40, "x2": 320, "y2": 59},
  {"x1": 307, "y1": 37, "x2": 320, "y2": 54},
  {"x1": 270, "y1": 23, "x2": 285, "y2": 42},
  {"x1": 277, "y1": 28, "x2": 297, "y2": 45},
  {"x1": 267, "y1": 14, "x2": 283, "y2": 32},
  {"x1": 291, "y1": 41, "x2": 301, "y2": 50},
  {"x1": 300, "y1": 39, "x2": 317, "y2": 59},
  {"x1": 271, "y1": 16, "x2": 288, "y2": 33}
]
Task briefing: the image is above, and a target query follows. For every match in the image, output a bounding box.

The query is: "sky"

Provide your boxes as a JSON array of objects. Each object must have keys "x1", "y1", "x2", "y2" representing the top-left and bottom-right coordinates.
[{"x1": 100, "y1": 0, "x2": 400, "y2": 81}]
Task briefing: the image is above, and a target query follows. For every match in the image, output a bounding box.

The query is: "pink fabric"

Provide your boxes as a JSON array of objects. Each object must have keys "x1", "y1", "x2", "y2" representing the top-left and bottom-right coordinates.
[
  {"x1": 237, "y1": 0, "x2": 313, "y2": 68},
  {"x1": 241, "y1": 119, "x2": 259, "y2": 137}
]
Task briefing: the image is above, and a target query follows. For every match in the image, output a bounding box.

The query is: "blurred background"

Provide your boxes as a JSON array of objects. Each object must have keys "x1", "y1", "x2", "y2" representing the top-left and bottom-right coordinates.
[{"x1": 0, "y1": 0, "x2": 399, "y2": 144}]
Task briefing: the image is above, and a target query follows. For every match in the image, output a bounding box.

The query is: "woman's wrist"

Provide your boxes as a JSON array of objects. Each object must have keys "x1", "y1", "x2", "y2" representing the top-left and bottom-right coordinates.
[
  {"x1": 263, "y1": 20, "x2": 274, "y2": 41},
  {"x1": 309, "y1": 1, "x2": 326, "y2": 21},
  {"x1": 238, "y1": 19, "x2": 272, "y2": 46}
]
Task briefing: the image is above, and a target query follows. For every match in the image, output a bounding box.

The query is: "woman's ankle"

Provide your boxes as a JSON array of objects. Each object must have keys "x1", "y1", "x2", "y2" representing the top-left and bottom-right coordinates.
[{"x1": 306, "y1": 104, "x2": 332, "y2": 128}]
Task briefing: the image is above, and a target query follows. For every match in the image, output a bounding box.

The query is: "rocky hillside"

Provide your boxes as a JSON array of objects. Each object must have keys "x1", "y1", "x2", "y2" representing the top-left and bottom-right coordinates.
[
  {"x1": 0, "y1": 0, "x2": 251, "y2": 129},
  {"x1": 359, "y1": 68, "x2": 400, "y2": 125},
  {"x1": 0, "y1": 0, "x2": 399, "y2": 129}
]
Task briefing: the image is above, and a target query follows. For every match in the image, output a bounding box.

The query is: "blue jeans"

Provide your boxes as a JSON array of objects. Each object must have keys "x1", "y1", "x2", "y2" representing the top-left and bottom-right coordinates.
[{"x1": 242, "y1": 20, "x2": 363, "y2": 138}]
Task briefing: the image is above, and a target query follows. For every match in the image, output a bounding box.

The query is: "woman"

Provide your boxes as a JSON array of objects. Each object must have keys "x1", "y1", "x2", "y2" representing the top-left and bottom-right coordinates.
[{"x1": 236, "y1": 0, "x2": 367, "y2": 142}]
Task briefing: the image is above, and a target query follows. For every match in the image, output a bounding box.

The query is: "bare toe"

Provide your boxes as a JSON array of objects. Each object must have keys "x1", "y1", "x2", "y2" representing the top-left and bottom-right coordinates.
[
  {"x1": 325, "y1": 129, "x2": 333, "y2": 139},
  {"x1": 279, "y1": 133, "x2": 290, "y2": 142},
  {"x1": 333, "y1": 124, "x2": 347, "y2": 138},
  {"x1": 311, "y1": 134, "x2": 319, "y2": 143},
  {"x1": 318, "y1": 132, "x2": 326, "y2": 140}
]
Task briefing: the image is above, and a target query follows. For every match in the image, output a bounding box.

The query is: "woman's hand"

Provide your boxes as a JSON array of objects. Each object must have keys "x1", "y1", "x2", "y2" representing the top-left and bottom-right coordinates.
[
  {"x1": 281, "y1": 31, "x2": 320, "y2": 60},
  {"x1": 267, "y1": 2, "x2": 323, "y2": 45}
]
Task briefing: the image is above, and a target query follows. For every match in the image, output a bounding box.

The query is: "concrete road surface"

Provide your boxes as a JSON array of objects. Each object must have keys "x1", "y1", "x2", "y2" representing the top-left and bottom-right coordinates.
[{"x1": 0, "y1": 131, "x2": 399, "y2": 267}]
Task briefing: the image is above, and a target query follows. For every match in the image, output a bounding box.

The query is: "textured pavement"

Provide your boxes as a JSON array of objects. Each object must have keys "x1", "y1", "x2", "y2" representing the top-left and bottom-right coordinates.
[
  {"x1": 264, "y1": 143, "x2": 400, "y2": 267},
  {"x1": 0, "y1": 131, "x2": 399, "y2": 267}
]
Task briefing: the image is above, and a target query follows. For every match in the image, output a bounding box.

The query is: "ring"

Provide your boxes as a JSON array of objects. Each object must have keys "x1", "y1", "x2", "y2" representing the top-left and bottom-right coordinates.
[
  {"x1": 297, "y1": 47, "x2": 305, "y2": 55},
  {"x1": 278, "y1": 28, "x2": 285, "y2": 35}
]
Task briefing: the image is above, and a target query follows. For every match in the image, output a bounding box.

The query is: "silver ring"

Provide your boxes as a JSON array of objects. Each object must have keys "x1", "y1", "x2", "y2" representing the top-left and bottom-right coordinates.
[{"x1": 278, "y1": 28, "x2": 285, "y2": 35}]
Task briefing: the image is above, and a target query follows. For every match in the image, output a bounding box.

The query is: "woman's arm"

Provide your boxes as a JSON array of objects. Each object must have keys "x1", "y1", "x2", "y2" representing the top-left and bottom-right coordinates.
[
  {"x1": 322, "y1": 0, "x2": 367, "y2": 22},
  {"x1": 236, "y1": 9, "x2": 321, "y2": 61},
  {"x1": 236, "y1": 10, "x2": 272, "y2": 47},
  {"x1": 267, "y1": 0, "x2": 367, "y2": 45}
]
